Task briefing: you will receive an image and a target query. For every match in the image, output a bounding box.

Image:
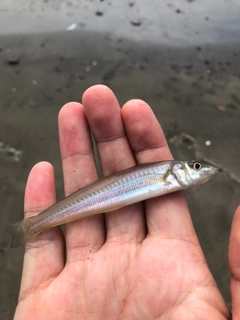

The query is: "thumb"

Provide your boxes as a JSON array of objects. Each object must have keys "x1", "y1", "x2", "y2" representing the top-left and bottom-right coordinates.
[{"x1": 229, "y1": 205, "x2": 240, "y2": 318}]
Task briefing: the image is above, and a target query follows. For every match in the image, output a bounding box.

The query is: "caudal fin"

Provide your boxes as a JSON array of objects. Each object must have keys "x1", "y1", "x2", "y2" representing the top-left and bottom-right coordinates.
[{"x1": 6, "y1": 219, "x2": 30, "y2": 248}]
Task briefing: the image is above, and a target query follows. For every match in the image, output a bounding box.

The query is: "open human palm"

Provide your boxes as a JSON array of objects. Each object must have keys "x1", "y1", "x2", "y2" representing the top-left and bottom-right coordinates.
[{"x1": 14, "y1": 85, "x2": 233, "y2": 319}]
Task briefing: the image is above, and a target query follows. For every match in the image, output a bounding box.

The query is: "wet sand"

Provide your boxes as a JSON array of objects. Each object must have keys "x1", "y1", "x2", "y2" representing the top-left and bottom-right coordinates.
[{"x1": 1, "y1": 1, "x2": 240, "y2": 318}]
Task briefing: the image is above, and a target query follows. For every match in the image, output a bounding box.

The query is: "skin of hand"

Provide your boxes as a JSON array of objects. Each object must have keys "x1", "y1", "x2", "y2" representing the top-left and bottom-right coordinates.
[{"x1": 13, "y1": 84, "x2": 235, "y2": 320}]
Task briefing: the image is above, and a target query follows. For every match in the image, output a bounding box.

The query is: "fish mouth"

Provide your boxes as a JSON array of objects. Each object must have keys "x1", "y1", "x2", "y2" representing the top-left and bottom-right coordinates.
[
  {"x1": 200, "y1": 165, "x2": 219, "y2": 184},
  {"x1": 208, "y1": 165, "x2": 219, "y2": 176}
]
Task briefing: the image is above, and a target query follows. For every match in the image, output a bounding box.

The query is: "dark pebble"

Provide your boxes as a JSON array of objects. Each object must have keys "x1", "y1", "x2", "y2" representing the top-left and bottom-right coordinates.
[
  {"x1": 95, "y1": 11, "x2": 104, "y2": 16},
  {"x1": 8, "y1": 58, "x2": 20, "y2": 65},
  {"x1": 130, "y1": 19, "x2": 141, "y2": 27}
]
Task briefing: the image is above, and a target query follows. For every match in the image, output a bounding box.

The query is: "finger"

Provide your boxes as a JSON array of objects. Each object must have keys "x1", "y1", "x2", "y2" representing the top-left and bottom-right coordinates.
[
  {"x1": 229, "y1": 205, "x2": 240, "y2": 318},
  {"x1": 122, "y1": 100, "x2": 197, "y2": 241},
  {"x1": 58, "y1": 102, "x2": 105, "y2": 261},
  {"x1": 82, "y1": 85, "x2": 146, "y2": 243},
  {"x1": 19, "y1": 162, "x2": 64, "y2": 297}
]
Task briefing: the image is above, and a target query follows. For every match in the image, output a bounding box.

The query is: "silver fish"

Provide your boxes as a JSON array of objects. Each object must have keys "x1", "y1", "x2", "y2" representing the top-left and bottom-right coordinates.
[{"x1": 7, "y1": 160, "x2": 218, "y2": 247}]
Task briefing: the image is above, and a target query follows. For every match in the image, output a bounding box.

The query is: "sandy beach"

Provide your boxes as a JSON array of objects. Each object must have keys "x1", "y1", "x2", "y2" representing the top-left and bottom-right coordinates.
[{"x1": 0, "y1": 0, "x2": 240, "y2": 318}]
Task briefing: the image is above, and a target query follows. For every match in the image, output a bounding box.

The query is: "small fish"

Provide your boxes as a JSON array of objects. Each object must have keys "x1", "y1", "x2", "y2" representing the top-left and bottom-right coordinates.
[{"x1": 7, "y1": 160, "x2": 218, "y2": 247}]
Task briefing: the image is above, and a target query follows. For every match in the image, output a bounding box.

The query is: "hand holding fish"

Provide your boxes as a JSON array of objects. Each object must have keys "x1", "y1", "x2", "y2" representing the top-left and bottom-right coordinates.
[{"x1": 13, "y1": 85, "x2": 237, "y2": 319}]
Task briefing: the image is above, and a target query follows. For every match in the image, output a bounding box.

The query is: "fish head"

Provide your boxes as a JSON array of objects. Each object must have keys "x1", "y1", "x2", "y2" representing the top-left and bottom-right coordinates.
[{"x1": 171, "y1": 160, "x2": 219, "y2": 188}]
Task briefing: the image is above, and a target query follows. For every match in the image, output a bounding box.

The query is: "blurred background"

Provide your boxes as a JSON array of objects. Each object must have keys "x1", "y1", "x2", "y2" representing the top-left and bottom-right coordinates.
[{"x1": 0, "y1": 0, "x2": 240, "y2": 318}]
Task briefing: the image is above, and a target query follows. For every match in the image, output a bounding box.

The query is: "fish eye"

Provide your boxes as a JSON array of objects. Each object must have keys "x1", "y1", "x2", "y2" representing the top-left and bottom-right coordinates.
[{"x1": 193, "y1": 161, "x2": 202, "y2": 170}]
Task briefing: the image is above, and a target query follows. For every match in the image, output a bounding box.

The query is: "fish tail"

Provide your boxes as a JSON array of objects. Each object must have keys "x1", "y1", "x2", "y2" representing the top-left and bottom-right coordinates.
[{"x1": 6, "y1": 219, "x2": 31, "y2": 248}]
